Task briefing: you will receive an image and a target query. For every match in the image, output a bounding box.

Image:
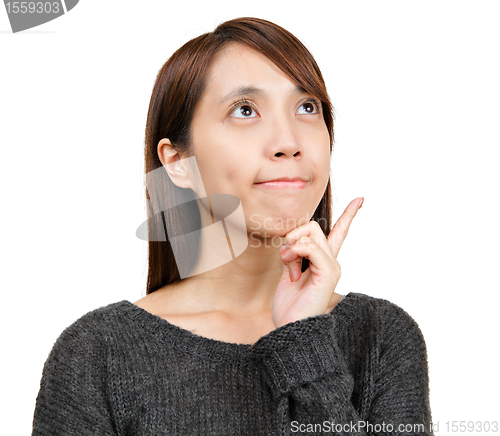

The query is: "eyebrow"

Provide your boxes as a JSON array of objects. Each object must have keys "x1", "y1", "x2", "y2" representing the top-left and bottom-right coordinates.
[{"x1": 219, "y1": 84, "x2": 307, "y2": 105}]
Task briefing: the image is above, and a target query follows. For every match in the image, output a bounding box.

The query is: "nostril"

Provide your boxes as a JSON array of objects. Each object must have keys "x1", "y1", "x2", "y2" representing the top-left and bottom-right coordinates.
[{"x1": 274, "y1": 151, "x2": 300, "y2": 157}]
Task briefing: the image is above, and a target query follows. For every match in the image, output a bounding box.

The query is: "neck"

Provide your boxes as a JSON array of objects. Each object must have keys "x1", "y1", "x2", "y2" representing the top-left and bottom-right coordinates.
[{"x1": 178, "y1": 233, "x2": 285, "y2": 316}]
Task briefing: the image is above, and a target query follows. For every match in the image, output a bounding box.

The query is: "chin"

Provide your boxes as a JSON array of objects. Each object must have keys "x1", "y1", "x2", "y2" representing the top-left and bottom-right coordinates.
[{"x1": 265, "y1": 214, "x2": 312, "y2": 234}]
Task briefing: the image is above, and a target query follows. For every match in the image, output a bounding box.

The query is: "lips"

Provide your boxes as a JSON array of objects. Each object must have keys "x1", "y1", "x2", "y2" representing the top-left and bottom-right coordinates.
[
  {"x1": 254, "y1": 177, "x2": 310, "y2": 189},
  {"x1": 255, "y1": 176, "x2": 309, "y2": 183}
]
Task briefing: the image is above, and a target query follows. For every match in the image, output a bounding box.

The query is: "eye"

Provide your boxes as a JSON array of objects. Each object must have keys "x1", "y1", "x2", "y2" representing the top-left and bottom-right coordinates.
[
  {"x1": 297, "y1": 99, "x2": 321, "y2": 115},
  {"x1": 229, "y1": 99, "x2": 258, "y2": 119}
]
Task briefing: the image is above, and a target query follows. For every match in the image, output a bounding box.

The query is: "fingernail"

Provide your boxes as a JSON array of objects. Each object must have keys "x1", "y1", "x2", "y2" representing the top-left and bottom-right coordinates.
[{"x1": 358, "y1": 198, "x2": 364, "y2": 209}]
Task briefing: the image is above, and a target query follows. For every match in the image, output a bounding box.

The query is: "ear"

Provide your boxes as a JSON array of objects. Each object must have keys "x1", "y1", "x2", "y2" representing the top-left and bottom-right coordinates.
[{"x1": 157, "y1": 138, "x2": 192, "y2": 190}]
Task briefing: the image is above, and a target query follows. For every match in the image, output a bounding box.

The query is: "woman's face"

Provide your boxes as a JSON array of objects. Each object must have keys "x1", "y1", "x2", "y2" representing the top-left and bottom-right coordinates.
[{"x1": 188, "y1": 41, "x2": 331, "y2": 239}]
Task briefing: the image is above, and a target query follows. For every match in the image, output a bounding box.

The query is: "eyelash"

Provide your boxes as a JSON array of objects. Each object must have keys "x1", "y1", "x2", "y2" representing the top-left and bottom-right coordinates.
[{"x1": 228, "y1": 97, "x2": 322, "y2": 117}]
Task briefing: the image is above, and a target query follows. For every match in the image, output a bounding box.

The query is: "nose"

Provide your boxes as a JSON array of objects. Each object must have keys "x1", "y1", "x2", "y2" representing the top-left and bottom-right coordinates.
[{"x1": 266, "y1": 114, "x2": 302, "y2": 160}]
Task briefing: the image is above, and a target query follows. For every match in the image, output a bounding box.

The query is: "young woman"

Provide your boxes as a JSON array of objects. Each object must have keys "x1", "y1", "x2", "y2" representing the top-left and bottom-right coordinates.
[{"x1": 32, "y1": 17, "x2": 433, "y2": 435}]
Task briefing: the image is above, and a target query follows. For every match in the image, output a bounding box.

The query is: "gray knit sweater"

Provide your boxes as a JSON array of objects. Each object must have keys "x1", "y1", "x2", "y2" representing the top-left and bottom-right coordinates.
[{"x1": 31, "y1": 292, "x2": 433, "y2": 435}]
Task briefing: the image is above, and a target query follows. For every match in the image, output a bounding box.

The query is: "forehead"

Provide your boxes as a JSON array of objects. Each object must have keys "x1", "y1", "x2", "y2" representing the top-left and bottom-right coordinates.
[{"x1": 202, "y1": 42, "x2": 298, "y2": 100}]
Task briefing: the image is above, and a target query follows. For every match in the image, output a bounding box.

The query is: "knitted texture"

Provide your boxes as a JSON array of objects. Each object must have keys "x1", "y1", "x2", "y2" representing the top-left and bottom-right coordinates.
[{"x1": 31, "y1": 293, "x2": 433, "y2": 435}]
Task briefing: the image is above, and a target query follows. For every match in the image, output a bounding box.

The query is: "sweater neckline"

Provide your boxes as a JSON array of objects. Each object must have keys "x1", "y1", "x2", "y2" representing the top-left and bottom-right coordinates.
[{"x1": 116, "y1": 293, "x2": 353, "y2": 363}]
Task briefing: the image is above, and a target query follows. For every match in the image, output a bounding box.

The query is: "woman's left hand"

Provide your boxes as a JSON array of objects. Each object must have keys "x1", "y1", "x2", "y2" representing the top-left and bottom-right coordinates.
[{"x1": 272, "y1": 197, "x2": 364, "y2": 328}]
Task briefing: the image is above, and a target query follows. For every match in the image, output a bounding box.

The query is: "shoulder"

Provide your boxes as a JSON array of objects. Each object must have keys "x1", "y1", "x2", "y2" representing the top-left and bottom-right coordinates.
[
  {"x1": 335, "y1": 292, "x2": 427, "y2": 347},
  {"x1": 59, "y1": 300, "x2": 129, "y2": 333},
  {"x1": 338, "y1": 292, "x2": 422, "y2": 325},
  {"x1": 47, "y1": 300, "x2": 131, "y2": 357},
  {"x1": 34, "y1": 303, "x2": 130, "y2": 433}
]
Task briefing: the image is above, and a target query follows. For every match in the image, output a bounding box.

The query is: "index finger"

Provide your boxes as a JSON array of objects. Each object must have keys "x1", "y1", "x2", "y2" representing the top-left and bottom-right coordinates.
[{"x1": 327, "y1": 197, "x2": 364, "y2": 258}]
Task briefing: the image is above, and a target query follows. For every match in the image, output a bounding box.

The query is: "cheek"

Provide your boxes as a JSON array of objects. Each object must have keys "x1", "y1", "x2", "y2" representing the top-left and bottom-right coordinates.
[
  {"x1": 200, "y1": 155, "x2": 255, "y2": 196},
  {"x1": 307, "y1": 123, "x2": 331, "y2": 166},
  {"x1": 314, "y1": 139, "x2": 331, "y2": 184}
]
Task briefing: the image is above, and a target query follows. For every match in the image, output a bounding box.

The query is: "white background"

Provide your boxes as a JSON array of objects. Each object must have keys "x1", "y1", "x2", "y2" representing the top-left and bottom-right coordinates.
[{"x1": 1, "y1": 0, "x2": 499, "y2": 434}]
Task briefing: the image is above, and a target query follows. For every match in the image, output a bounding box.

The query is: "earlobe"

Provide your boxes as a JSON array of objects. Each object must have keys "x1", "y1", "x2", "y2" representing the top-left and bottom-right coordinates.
[{"x1": 157, "y1": 138, "x2": 190, "y2": 189}]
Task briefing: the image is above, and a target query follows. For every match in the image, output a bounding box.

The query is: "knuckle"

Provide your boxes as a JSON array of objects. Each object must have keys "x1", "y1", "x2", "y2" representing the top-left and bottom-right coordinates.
[
  {"x1": 309, "y1": 221, "x2": 324, "y2": 245},
  {"x1": 310, "y1": 220, "x2": 322, "y2": 231},
  {"x1": 298, "y1": 235, "x2": 311, "y2": 245}
]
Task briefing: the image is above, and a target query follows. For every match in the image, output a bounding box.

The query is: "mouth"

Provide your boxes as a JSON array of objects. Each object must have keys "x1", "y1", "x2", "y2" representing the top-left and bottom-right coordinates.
[{"x1": 254, "y1": 179, "x2": 310, "y2": 189}]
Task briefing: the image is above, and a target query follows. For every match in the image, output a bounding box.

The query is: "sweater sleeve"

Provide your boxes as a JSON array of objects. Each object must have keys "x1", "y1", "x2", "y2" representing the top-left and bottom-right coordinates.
[
  {"x1": 31, "y1": 315, "x2": 117, "y2": 436},
  {"x1": 250, "y1": 306, "x2": 433, "y2": 436}
]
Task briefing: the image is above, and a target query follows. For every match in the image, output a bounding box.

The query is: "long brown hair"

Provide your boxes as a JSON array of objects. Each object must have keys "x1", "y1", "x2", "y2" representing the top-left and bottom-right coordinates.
[{"x1": 144, "y1": 17, "x2": 336, "y2": 295}]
